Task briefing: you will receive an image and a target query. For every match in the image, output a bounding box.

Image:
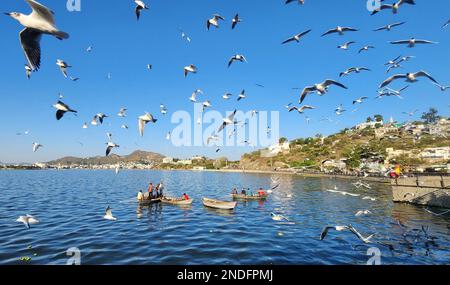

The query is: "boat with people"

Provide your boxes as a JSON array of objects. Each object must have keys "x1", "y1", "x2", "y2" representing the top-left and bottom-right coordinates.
[
  {"x1": 161, "y1": 197, "x2": 194, "y2": 205},
  {"x1": 231, "y1": 193, "x2": 269, "y2": 200},
  {"x1": 138, "y1": 197, "x2": 162, "y2": 206},
  {"x1": 202, "y1": 198, "x2": 237, "y2": 210}
]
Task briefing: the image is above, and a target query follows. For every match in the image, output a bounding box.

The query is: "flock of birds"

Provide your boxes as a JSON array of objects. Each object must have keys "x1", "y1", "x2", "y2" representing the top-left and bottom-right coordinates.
[{"x1": 4, "y1": 0, "x2": 450, "y2": 258}]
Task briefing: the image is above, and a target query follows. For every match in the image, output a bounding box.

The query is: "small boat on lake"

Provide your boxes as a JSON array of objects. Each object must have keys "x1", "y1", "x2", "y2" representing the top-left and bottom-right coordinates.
[
  {"x1": 161, "y1": 197, "x2": 194, "y2": 205},
  {"x1": 232, "y1": 193, "x2": 269, "y2": 201},
  {"x1": 138, "y1": 198, "x2": 162, "y2": 205},
  {"x1": 202, "y1": 198, "x2": 237, "y2": 210}
]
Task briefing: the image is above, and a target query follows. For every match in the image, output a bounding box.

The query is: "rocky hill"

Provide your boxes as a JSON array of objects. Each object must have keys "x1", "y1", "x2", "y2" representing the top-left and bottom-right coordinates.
[{"x1": 47, "y1": 150, "x2": 164, "y2": 166}]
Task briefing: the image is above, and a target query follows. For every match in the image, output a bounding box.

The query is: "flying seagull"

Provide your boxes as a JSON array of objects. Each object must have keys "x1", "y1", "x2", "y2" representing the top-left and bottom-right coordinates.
[
  {"x1": 431, "y1": 82, "x2": 449, "y2": 92},
  {"x1": 118, "y1": 107, "x2": 127, "y2": 117},
  {"x1": 379, "y1": 71, "x2": 438, "y2": 89},
  {"x1": 25, "y1": 64, "x2": 32, "y2": 79},
  {"x1": 285, "y1": 0, "x2": 305, "y2": 5},
  {"x1": 53, "y1": 100, "x2": 77, "y2": 120},
  {"x1": 231, "y1": 14, "x2": 242, "y2": 29},
  {"x1": 353, "y1": 97, "x2": 368, "y2": 105},
  {"x1": 228, "y1": 54, "x2": 247, "y2": 67},
  {"x1": 358, "y1": 46, "x2": 375, "y2": 53},
  {"x1": 105, "y1": 141, "x2": 119, "y2": 156},
  {"x1": 320, "y1": 225, "x2": 374, "y2": 244},
  {"x1": 184, "y1": 64, "x2": 197, "y2": 77},
  {"x1": 322, "y1": 26, "x2": 358, "y2": 37},
  {"x1": 443, "y1": 19, "x2": 450, "y2": 29},
  {"x1": 103, "y1": 206, "x2": 117, "y2": 221},
  {"x1": 288, "y1": 105, "x2": 316, "y2": 114},
  {"x1": 337, "y1": 41, "x2": 356, "y2": 50},
  {"x1": 138, "y1": 113, "x2": 157, "y2": 137},
  {"x1": 207, "y1": 14, "x2": 225, "y2": 30},
  {"x1": 390, "y1": 38, "x2": 438, "y2": 48},
  {"x1": 355, "y1": 210, "x2": 372, "y2": 217},
  {"x1": 371, "y1": 0, "x2": 416, "y2": 16},
  {"x1": 282, "y1": 29, "x2": 311, "y2": 45},
  {"x1": 92, "y1": 113, "x2": 108, "y2": 125},
  {"x1": 299, "y1": 80, "x2": 347, "y2": 104},
  {"x1": 32, "y1": 142, "x2": 43, "y2": 152},
  {"x1": 373, "y1": 22, "x2": 406, "y2": 32},
  {"x1": 16, "y1": 214, "x2": 40, "y2": 229},
  {"x1": 56, "y1": 59, "x2": 71, "y2": 78},
  {"x1": 135, "y1": 1, "x2": 149, "y2": 20},
  {"x1": 222, "y1": 93, "x2": 232, "y2": 100},
  {"x1": 5, "y1": 0, "x2": 69, "y2": 71},
  {"x1": 237, "y1": 90, "x2": 246, "y2": 101},
  {"x1": 189, "y1": 89, "x2": 203, "y2": 102},
  {"x1": 160, "y1": 104, "x2": 168, "y2": 115},
  {"x1": 339, "y1": 67, "x2": 371, "y2": 77},
  {"x1": 218, "y1": 110, "x2": 237, "y2": 133}
]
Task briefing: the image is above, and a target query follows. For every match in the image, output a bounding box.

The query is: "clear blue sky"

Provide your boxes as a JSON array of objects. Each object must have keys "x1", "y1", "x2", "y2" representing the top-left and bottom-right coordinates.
[{"x1": 0, "y1": 0, "x2": 449, "y2": 163}]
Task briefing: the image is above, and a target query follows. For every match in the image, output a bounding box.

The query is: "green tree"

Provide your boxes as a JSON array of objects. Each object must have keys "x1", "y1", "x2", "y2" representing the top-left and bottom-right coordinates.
[
  {"x1": 421, "y1": 108, "x2": 439, "y2": 124},
  {"x1": 279, "y1": 137, "x2": 288, "y2": 144},
  {"x1": 374, "y1": 114, "x2": 384, "y2": 122}
]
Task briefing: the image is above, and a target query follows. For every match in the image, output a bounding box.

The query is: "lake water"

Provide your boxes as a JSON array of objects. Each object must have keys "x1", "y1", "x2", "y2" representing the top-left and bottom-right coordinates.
[{"x1": 0, "y1": 170, "x2": 448, "y2": 265}]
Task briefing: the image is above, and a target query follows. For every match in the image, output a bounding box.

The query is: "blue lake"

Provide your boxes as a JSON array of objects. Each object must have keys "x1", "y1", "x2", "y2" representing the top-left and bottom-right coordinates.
[{"x1": 0, "y1": 170, "x2": 448, "y2": 265}]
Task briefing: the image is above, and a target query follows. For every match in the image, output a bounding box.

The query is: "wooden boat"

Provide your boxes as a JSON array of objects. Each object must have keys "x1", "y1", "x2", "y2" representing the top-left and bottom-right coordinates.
[
  {"x1": 232, "y1": 193, "x2": 269, "y2": 201},
  {"x1": 202, "y1": 198, "x2": 237, "y2": 210},
  {"x1": 138, "y1": 198, "x2": 162, "y2": 205},
  {"x1": 161, "y1": 197, "x2": 194, "y2": 205}
]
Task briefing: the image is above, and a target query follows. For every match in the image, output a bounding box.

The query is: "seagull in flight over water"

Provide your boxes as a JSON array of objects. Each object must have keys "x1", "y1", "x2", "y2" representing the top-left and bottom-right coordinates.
[
  {"x1": 5, "y1": 0, "x2": 69, "y2": 71},
  {"x1": 16, "y1": 214, "x2": 40, "y2": 229}
]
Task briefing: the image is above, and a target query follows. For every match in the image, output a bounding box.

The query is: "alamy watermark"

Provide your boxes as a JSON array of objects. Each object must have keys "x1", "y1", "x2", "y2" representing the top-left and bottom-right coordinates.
[
  {"x1": 67, "y1": 0, "x2": 81, "y2": 12},
  {"x1": 66, "y1": 247, "x2": 81, "y2": 265},
  {"x1": 366, "y1": 247, "x2": 381, "y2": 265},
  {"x1": 168, "y1": 104, "x2": 280, "y2": 149}
]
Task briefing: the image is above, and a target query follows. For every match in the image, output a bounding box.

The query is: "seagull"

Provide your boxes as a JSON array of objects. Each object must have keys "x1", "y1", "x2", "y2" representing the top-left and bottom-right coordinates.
[
  {"x1": 282, "y1": 29, "x2": 311, "y2": 45},
  {"x1": 178, "y1": 28, "x2": 191, "y2": 42},
  {"x1": 390, "y1": 38, "x2": 438, "y2": 48},
  {"x1": 218, "y1": 110, "x2": 237, "y2": 133},
  {"x1": 285, "y1": 0, "x2": 305, "y2": 5},
  {"x1": 339, "y1": 67, "x2": 371, "y2": 77},
  {"x1": 138, "y1": 113, "x2": 157, "y2": 137},
  {"x1": 228, "y1": 54, "x2": 247, "y2": 68},
  {"x1": 385, "y1": 55, "x2": 402, "y2": 66},
  {"x1": 5, "y1": 0, "x2": 70, "y2": 71},
  {"x1": 92, "y1": 113, "x2": 108, "y2": 125},
  {"x1": 202, "y1": 100, "x2": 212, "y2": 111},
  {"x1": 355, "y1": 210, "x2": 372, "y2": 217},
  {"x1": 189, "y1": 89, "x2": 203, "y2": 102},
  {"x1": 56, "y1": 59, "x2": 71, "y2": 78},
  {"x1": 379, "y1": 71, "x2": 438, "y2": 89},
  {"x1": 431, "y1": 82, "x2": 449, "y2": 92},
  {"x1": 237, "y1": 89, "x2": 246, "y2": 101},
  {"x1": 443, "y1": 19, "x2": 450, "y2": 29},
  {"x1": 118, "y1": 108, "x2": 127, "y2": 117},
  {"x1": 86, "y1": 46, "x2": 93, "y2": 52},
  {"x1": 184, "y1": 64, "x2": 197, "y2": 77},
  {"x1": 358, "y1": 46, "x2": 375, "y2": 53},
  {"x1": 147, "y1": 64, "x2": 152, "y2": 71},
  {"x1": 337, "y1": 41, "x2": 356, "y2": 50},
  {"x1": 371, "y1": 0, "x2": 416, "y2": 15},
  {"x1": 25, "y1": 64, "x2": 32, "y2": 79},
  {"x1": 82, "y1": 123, "x2": 88, "y2": 129},
  {"x1": 299, "y1": 80, "x2": 347, "y2": 104},
  {"x1": 322, "y1": 26, "x2": 358, "y2": 37},
  {"x1": 165, "y1": 132, "x2": 171, "y2": 140},
  {"x1": 121, "y1": 124, "x2": 129, "y2": 129},
  {"x1": 53, "y1": 100, "x2": 77, "y2": 120},
  {"x1": 32, "y1": 142, "x2": 43, "y2": 152},
  {"x1": 362, "y1": 196, "x2": 377, "y2": 201},
  {"x1": 374, "y1": 22, "x2": 406, "y2": 32},
  {"x1": 106, "y1": 132, "x2": 113, "y2": 142},
  {"x1": 16, "y1": 214, "x2": 40, "y2": 229},
  {"x1": 335, "y1": 105, "x2": 346, "y2": 116},
  {"x1": 231, "y1": 14, "x2": 241, "y2": 29},
  {"x1": 160, "y1": 104, "x2": 167, "y2": 115},
  {"x1": 207, "y1": 14, "x2": 225, "y2": 30},
  {"x1": 222, "y1": 93, "x2": 232, "y2": 100},
  {"x1": 288, "y1": 105, "x2": 315, "y2": 114},
  {"x1": 69, "y1": 76, "x2": 79, "y2": 82},
  {"x1": 353, "y1": 97, "x2": 368, "y2": 105},
  {"x1": 206, "y1": 135, "x2": 219, "y2": 145},
  {"x1": 320, "y1": 225, "x2": 374, "y2": 244},
  {"x1": 271, "y1": 213, "x2": 289, "y2": 221},
  {"x1": 135, "y1": 0, "x2": 149, "y2": 20},
  {"x1": 402, "y1": 109, "x2": 419, "y2": 116},
  {"x1": 103, "y1": 206, "x2": 117, "y2": 221},
  {"x1": 105, "y1": 141, "x2": 119, "y2": 156}
]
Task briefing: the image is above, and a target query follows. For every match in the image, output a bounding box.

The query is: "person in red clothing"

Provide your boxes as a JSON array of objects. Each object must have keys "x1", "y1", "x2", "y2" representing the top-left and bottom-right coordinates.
[
  {"x1": 182, "y1": 193, "x2": 190, "y2": 200},
  {"x1": 257, "y1": 187, "x2": 266, "y2": 196}
]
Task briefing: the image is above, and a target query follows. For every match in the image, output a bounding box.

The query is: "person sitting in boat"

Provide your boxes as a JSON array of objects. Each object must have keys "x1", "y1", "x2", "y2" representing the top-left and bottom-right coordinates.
[
  {"x1": 241, "y1": 188, "x2": 247, "y2": 195},
  {"x1": 158, "y1": 183, "x2": 164, "y2": 198},
  {"x1": 137, "y1": 190, "x2": 144, "y2": 202},
  {"x1": 155, "y1": 184, "x2": 160, "y2": 198},
  {"x1": 147, "y1": 183, "x2": 153, "y2": 200},
  {"x1": 182, "y1": 193, "x2": 190, "y2": 200},
  {"x1": 257, "y1": 188, "x2": 266, "y2": 196},
  {"x1": 231, "y1": 188, "x2": 238, "y2": 195}
]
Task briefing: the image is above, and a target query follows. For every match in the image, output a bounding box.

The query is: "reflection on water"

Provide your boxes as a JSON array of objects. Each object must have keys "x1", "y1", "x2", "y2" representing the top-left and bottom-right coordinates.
[{"x1": 0, "y1": 170, "x2": 448, "y2": 265}]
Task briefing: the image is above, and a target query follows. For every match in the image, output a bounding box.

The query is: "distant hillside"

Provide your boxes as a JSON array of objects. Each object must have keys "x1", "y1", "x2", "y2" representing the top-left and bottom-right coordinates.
[{"x1": 47, "y1": 150, "x2": 164, "y2": 166}]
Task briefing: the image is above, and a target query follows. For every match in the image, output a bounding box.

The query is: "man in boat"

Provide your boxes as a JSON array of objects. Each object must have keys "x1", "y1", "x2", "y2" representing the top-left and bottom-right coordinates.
[
  {"x1": 241, "y1": 188, "x2": 247, "y2": 196},
  {"x1": 158, "y1": 181, "x2": 164, "y2": 198},
  {"x1": 257, "y1": 187, "x2": 266, "y2": 196},
  {"x1": 147, "y1": 183, "x2": 154, "y2": 200},
  {"x1": 231, "y1": 188, "x2": 238, "y2": 195},
  {"x1": 137, "y1": 190, "x2": 144, "y2": 202},
  {"x1": 182, "y1": 193, "x2": 190, "y2": 200}
]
